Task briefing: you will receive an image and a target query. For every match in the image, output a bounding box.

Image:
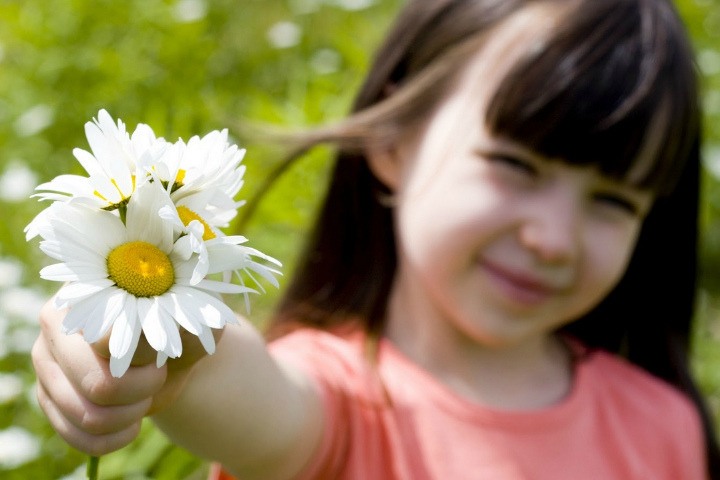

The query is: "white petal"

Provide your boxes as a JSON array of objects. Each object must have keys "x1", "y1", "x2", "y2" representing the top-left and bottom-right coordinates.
[
  {"x1": 161, "y1": 311, "x2": 182, "y2": 358},
  {"x1": 156, "y1": 352, "x2": 168, "y2": 368},
  {"x1": 39, "y1": 240, "x2": 106, "y2": 265},
  {"x1": 88, "y1": 174, "x2": 122, "y2": 204},
  {"x1": 138, "y1": 298, "x2": 181, "y2": 358},
  {"x1": 197, "y1": 324, "x2": 216, "y2": 355},
  {"x1": 126, "y1": 181, "x2": 173, "y2": 251},
  {"x1": 171, "y1": 252, "x2": 199, "y2": 281},
  {"x1": 243, "y1": 246, "x2": 282, "y2": 266},
  {"x1": 190, "y1": 245, "x2": 209, "y2": 285},
  {"x1": 238, "y1": 267, "x2": 265, "y2": 295},
  {"x1": 59, "y1": 287, "x2": 118, "y2": 337},
  {"x1": 60, "y1": 304, "x2": 91, "y2": 336},
  {"x1": 206, "y1": 235, "x2": 248, "y2": 245},
  {"x1": 130, "y1": 123, "x2": 160, "y2": 154},
  {"x1": 54, "y1": 279, "x2": 115, "y2": 309},
  {"x1": 193, "y1": 279, "x2": 257, "y2": 295},
  {"x1": 172, "y1": 285, "x2": 236, "y2": 328},
  {"x1": 172, "y1": 235, "x2": 195, "y2": 261},
  {"x1": 205, "y1": 244, "x2": 248, "y2": 273},
  {"x1": 72, "y1": 148, "x2": 104, "y2": 177},
  {"x1": 245, "y1": 262, "x2": 281, "y2": 289},
  {"x1": 176, "y1": 189, "x2": 217, "y2": 213},
  {"x1": 82, "y1": 289, "x2": 126, "y2": 343},
  {"x1": 137, "y1": 297, "x2": 166, "y2": 352},
  {"x1": 42, "y1": 203, "x2": 126, "y2": 257},
  {"x1": 158, "y1": 205, "x2": 185, "y2": 229},
  {"x1": 185, "y1": 221, "x2": 205, "y2": 250},
  {"x1": 157, "y1": 293, "x2": 202, "y2": 335},
  {"x1": 35, "y1": 174, "x2": 92, "y2": 196},
  {"x1": 85, "y1": 116, "x2": 134, "y2": 195},
  {"x1": 110, "y1": 318, "x2": 141, "y2": 378},
  {"x1": 109, "y1": 295, "x2": 138, "y2": 359},
  {"x1": 31, "y1": 192, "x2": 69, "y2": 202},
  {"x1": 40, "y1": 262, "x2": 107, "y2": 282}
]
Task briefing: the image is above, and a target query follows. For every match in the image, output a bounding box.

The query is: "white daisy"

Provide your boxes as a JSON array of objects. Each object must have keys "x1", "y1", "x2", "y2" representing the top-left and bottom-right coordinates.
[
  {"x1": 33, "y1": 180, "x2": 254, "y2": 377},
  {"x1": 147, "y1": 128, "x2": 247, "y2": 227},
  {"x1": 156, "y1": 190, "x2": 282, "y2": 311},
  {"x1": 30, "y1": 109, "x2": 166, "y2": 213}
]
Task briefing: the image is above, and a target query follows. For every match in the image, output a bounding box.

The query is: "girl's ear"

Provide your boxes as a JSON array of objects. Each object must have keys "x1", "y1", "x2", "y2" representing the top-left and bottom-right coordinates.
[{"x1": 366, "y1": 144, "x2": 403, "y2": 191}]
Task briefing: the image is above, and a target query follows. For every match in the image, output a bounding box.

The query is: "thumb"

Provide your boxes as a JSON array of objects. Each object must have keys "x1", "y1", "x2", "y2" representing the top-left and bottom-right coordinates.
[
  {"x1": 90, "y1": 330, "x2": 158, "y2": 367},
  {"x1": 146, "y1": 328, "x2": 224, "y2": 414}
]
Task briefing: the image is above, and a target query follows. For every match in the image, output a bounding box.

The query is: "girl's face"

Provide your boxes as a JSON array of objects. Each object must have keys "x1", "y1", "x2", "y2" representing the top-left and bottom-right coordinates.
[{"x1": 378, "y1": 5, "x2": 655, "y2": 349}]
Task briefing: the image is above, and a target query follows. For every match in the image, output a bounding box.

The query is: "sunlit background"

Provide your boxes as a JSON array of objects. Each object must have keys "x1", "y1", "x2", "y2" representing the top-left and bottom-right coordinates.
[{"x1": 1, "y1": 0, "x2": 719, "y2": 478}]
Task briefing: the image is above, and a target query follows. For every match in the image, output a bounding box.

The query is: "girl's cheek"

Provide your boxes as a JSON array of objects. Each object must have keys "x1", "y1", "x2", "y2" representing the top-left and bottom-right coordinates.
[{"x1": 585, "y1": 223, "x2": 640, "y2": 283}]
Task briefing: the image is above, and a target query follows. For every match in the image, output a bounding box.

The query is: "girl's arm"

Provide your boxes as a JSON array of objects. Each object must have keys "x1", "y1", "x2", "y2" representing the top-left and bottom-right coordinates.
[
  {"x1": 152, "y1": 324, "x2": 325, "y2": 480},
  {"x1": 32, "y1": 299, "x2": 325, "y2": 480}
]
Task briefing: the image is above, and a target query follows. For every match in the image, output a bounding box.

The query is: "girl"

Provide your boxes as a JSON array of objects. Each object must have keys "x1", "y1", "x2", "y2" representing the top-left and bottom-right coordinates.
[{"x1": 32, "y1": 0, "x2": 719, "y2": 478}]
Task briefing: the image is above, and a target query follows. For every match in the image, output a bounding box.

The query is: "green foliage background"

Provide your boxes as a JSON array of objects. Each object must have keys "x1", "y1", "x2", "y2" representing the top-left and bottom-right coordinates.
[{"x1": 0, "y1": 0, "x2": 719, "y2": 478}]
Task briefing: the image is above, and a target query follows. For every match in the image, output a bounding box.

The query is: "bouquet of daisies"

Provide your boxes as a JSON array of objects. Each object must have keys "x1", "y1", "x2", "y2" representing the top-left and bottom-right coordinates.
[{"x1": 25, "y1": 110, "x2": 281, "y2": 378}]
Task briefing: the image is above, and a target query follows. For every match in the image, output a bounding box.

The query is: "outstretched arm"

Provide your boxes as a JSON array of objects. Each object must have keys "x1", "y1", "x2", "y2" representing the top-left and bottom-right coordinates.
[
  {"x1": 152, "y1": 323, "x2": 325, "y2": 480},
  {"x1": 32, "y1": 298, "x2": 325, "y2": 480}
]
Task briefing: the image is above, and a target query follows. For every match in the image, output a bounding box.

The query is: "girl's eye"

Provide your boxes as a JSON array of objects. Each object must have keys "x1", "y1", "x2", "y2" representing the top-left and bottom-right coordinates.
[
  {"x1": 593, "y1": 192, "x2": 640, "y2": 216},
  {"x1": 490, "y1": 154, "x2": 538, "y2": 177}
]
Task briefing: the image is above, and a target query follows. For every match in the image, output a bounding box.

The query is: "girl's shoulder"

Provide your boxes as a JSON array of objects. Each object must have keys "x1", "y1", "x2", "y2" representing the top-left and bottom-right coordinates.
[
  {"x1": 579, "y1": 348, "x2": 706, "y2": 475},
  {"x1": 268, "y1": 325, "x2": 387, "y2": 404},
  {"x1": 268, "y1": 324, "x2": 368, "y2": 363},
  {"x1": 579, "y1": 346, "x2": 702, "y2": 437}
]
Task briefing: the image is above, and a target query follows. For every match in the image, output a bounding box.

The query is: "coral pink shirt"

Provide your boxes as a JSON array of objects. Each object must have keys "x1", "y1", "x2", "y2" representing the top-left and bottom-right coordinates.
[{"x1": 210, "y1": 327, "x2": 706, "y2": 480}]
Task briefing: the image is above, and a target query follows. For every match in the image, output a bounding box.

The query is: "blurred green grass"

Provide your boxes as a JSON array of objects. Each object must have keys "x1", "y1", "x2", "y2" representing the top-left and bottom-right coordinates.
[{"x1": 1, "y1": 0, "x2": 720, "y2": 478}]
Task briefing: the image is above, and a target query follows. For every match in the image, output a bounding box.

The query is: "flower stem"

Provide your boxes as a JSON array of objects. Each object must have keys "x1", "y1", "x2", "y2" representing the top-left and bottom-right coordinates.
[{"x1": 87, "y1": 455, "x2": 100, "y2": 480}]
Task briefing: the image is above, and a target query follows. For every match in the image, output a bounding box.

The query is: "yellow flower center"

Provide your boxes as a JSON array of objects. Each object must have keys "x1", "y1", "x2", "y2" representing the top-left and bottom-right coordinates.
[
  {"x1": 176, "y1": 206, "x2": 216, "y2": 240},
  {"x1": 107, "y1": 241, "x2": 175, "y2": 297}
]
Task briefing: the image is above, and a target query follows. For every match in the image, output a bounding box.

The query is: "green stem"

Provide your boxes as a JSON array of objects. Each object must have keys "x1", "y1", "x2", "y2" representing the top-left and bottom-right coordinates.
[{"x1": 87, "y1": 455, "x2": 100, "y2": 480}]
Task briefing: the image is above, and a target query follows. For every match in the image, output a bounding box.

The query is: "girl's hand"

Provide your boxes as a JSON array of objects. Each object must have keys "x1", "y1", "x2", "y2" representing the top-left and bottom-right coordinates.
[
  {"x1": 31, "y1": 297, "x2": 216, "y2": 456},
  {"x1": 33, "y1": 294, "x2": 324, "y2": 480}
]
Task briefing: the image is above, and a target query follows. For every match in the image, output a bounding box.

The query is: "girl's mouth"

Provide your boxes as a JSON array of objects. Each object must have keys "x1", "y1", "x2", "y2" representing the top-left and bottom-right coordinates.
[{"x1": 480, "y1": 259, "x2": 563, "y2": 306}]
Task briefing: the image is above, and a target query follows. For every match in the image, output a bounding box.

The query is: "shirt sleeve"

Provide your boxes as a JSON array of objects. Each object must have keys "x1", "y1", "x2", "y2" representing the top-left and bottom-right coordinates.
[
  {"x1": 672, "y1": 394, "x2": 708, "y2": 480},
  {"x1": 268, "y1": 328, "x2": 387, "y2": 480}
]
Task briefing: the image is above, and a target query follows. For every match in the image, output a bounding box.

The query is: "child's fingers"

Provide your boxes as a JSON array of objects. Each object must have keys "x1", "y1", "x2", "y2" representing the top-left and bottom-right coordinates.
[
  {"x1": 38, "y1": 300, "x2": 167, "y2": 405},
  {"x1": 32, "y1": 334, "x2": 149, "y2": 455},
  {"x1": 90, "y1": 330, "x2": 157, "y2": 367},
  {"x1": 32, "y1": 337, "x2": 152, "y2": 422},
  {"x1": 36, "y1": 379, "x2": 143, "y2": 457},
  {"x1": 36, "y1": 368, "x2": 150, "y2": 437},
  {"x1": 39, "y1": 329, "x2": 166, "y2": 406}
]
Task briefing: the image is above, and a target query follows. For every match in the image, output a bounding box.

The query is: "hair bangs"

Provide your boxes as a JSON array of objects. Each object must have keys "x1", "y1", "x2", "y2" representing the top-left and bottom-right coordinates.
[{"x1": 486, "y1": 0, "x2": 699, "y2": 196}]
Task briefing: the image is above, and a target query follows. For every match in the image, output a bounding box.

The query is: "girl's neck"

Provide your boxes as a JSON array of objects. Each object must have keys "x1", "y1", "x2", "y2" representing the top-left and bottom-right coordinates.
[{"x1": 384, "y1": 282, "x2": 574, "y2": 410}]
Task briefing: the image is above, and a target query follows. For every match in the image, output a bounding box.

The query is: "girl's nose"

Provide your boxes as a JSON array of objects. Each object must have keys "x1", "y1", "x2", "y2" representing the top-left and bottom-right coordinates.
[{"x1": 518, "y1": 191, "x2": 581, "y2": 264}]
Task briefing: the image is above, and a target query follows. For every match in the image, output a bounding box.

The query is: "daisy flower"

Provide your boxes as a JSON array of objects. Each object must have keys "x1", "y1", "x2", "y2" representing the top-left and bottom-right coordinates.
[
  {"x1": 157, "y1": 189, "x2": 282, "y2": 312},
  {"x1": 147, "y1": 128, "x2": 247, "y2": 228},
  {"x1": 33, "y1": 180, "x2": 254, "y2": 377},
  {"x1": 30, "y1": 109, "x2": 166, "y2": 214}
]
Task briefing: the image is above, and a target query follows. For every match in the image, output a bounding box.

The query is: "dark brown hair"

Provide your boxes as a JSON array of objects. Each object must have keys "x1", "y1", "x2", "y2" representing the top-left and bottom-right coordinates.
[{"x1": 259, "y1": 0, "x2": 718, "y2": 475}]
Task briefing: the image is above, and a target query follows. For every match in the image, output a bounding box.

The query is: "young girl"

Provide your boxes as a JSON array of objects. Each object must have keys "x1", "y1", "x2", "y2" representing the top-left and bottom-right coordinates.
[{"x1": 31, "y1": 0, "x2": 719, "y2": 478}]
